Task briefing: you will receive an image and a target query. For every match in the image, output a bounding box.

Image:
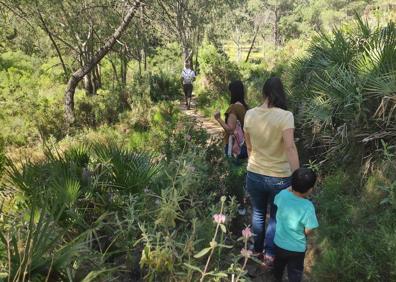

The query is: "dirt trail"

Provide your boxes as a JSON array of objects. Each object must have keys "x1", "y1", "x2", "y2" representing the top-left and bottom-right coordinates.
[
  {"x1": 178, "y1": 100, "x2": 223, "y2": 137},
  {"x1": 178, "y1": 100, "x2": 280, "y2": 281},
  {"x1": 179, "y1": 100, "x2": 316, "y2": 281}
]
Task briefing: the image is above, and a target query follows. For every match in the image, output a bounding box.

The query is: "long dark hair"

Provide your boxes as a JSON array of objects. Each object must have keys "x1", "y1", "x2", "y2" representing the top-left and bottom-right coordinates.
[
  {"x1": 229, "y1": 80, "x2": 248, "y2": 109},
  {"x1": 263, "y1": 77, "x2": 287, "y2": 110}
]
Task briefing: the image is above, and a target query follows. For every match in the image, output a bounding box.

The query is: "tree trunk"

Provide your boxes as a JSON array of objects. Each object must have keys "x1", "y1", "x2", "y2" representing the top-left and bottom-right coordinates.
[
  {"x1": 83, "y1": 73, "x2": 94, "y2": 95},
  {"x1": 234, "y1": 27, "x2": 241, "y2": 62},
  {"x1": 64, "y1": 0, "x2": 141, "y2": 125},
  {"x1": 274, "y1": 7, "x2": 281, "y2": 47},
  {"x1": 143, "y1": 49, "x2": 147, "y2": 71},
  {"x1": 245, "y1": 26, "x2": 259, "y2": 62},
  {"x1": 36, "y1": 9, "x2": 69, "y2": 81},
  {"x1": 109, "y1": 58, "x2": 119, "y2": 90},
  {"x1": 183, "y1": 45, "x2": 190, "y2": 65},
  {"x1": 120, "y1": 50, "x2": 130, "y2": 110}
]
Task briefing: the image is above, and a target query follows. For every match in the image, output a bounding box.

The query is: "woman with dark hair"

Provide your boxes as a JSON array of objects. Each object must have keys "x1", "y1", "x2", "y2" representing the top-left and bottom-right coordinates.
[
  {"x1": 214, "y1": 80, "x2": 249, "y2": 159},
  {"x1": 244, "y1": 77, "x2": 300, "y2": 267},
  {"x1": 214, "y1": 80, "x2": 249, "y2": 215}
]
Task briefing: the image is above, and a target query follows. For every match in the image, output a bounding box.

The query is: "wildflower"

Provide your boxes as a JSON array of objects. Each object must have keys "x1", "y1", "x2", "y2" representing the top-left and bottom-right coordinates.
[
  {"x1": 213, "y1": 213, "x2": 226, "y2": 224},
  {"x1": 242, "y1": 227, "x2": 253, "y2": 239},
  {"x1": 240, "y1": 248, "x2": 252, "y2": 258},
  {"x1": 185, "y1": 134, "x2": 192, "y2": 141},
  {"x1": 155, "y1": 199, "x2": 161, "y2": 205}
]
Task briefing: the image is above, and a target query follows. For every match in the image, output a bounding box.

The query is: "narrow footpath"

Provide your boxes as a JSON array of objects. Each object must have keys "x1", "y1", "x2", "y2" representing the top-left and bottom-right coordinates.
[{"x1": 179, "y1": 99, "x2": 283, "y2": 281}]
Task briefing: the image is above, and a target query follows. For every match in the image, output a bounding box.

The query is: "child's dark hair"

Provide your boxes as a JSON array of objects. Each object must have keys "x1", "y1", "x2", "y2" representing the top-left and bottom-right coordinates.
[{"x1": 291, "y1": 168, "x2": 317, "y2": 193}]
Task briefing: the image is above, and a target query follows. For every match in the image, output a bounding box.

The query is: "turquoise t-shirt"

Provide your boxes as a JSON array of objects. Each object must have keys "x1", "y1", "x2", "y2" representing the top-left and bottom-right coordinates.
[{"x1": 274, "y1": 189, "x2": 319, "y2": 252}]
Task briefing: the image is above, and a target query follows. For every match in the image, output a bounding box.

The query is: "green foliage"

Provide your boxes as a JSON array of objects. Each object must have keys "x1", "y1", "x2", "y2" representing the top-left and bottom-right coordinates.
[
  {"x1": 198, "y1": 42, "x2": 240, "y2": 93},
  {"x1": 75, "y1": 89, "x2": 121, "y2": 128},
  {"x1": 93, "y1": 143, "x2": 161, "y2": 195},
  {"x1": 291, "y1": 17, "x2": 396, "y2": 165},
  {"x1": 149, "y1": 71, "x2": 182, "y2": 102},
  {"x1": 313, "y1": 161, "x2": 396, "y2": 281}
]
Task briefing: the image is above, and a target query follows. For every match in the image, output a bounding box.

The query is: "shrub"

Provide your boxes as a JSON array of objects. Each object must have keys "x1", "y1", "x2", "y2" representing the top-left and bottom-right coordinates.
[
  {"x1": 149, "y1": 70, "x2": 181, "y2": 102},
  {"x1": 291, "y1": 17, "x2": 396, "y2": 165},
  {"x1": 198, "y1": 42, "x2": 240, "y2": 94}
]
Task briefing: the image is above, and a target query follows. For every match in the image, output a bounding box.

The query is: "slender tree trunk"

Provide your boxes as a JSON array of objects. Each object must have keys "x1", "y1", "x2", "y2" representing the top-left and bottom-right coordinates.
[
  {"x1": 120, "y1": 55, "x2": 130, "y2": 110},
  {"x1": 65, "y1": 0, "x2": 141, "y2": 125},
  {"x1": 143, "y1": 49, "x2": 147, "y2": 71},
  {"x1": 183, "y1": 45, "x2": 190, "y2": 65},
  {"x1": 109, "y1": 58, "x2": 119, "y2": 90},
  {"x1": 274, "y1": 7, "x2": 281, "y2": 47},
  {"x1": 245, "y1": 26, "x2": 260, "y2": 62},
  {"x1": 36, "y1": 9, "x2": 69, "y2": 80}
]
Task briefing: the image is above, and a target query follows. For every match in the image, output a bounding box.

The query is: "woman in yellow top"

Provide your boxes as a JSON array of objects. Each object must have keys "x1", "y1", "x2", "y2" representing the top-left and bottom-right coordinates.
[{"x1": 244, "y1": 77, "x2": 300, "y2": 267}]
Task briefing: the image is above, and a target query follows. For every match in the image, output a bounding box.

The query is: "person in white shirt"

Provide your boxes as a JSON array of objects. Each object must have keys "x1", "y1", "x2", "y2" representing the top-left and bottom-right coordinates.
[{"x1": 181, "y1": 62, "x2": 196, "y2": 110}]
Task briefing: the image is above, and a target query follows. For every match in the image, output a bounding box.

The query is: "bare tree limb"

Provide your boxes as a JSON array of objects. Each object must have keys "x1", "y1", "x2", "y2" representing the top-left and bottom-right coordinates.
[{"x1": 35, "y1": 7, "x2": 69, "y2": 80}]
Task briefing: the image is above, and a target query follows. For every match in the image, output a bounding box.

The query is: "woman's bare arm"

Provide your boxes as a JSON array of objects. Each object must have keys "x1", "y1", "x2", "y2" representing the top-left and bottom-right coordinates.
[
  {"x1": 214, "y1": 112, "x2": 237, "y2": 135},
  {"x1": 245, "y1": 131, "x2": 252, "y2": 157},
  {"x1": 282, "y1": 128, "x2": 300, "y2": 172}
]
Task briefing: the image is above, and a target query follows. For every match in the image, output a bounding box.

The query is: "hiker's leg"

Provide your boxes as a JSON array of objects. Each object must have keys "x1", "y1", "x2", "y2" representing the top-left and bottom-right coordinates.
[
  {"x1": 286, "y1": 251, "x2": 305, "y2": 282},
  {"x1": 183, "y1": 84, "x2": 188, "y2": 106},
  {"x1": 187, "y1": 96, "x2": 192, "y2": 109},
  {"x1": 246, "y1": 171, "x2": 269, "y2": 253},
  {"x1": 185, "y1": 84, "x2": 192, "y2": 109},
  {"x1": 273, "y1": 245, "x2": 288, "y2": 282},
  {"x1": 264, "y1": 176, "x2": 291, "y2": 257}
]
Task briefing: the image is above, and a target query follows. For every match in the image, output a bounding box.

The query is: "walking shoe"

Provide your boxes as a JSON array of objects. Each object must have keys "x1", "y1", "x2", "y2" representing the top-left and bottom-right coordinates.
[{"x1": 261, "y1": 254, "x2": 275, "y2": 269}]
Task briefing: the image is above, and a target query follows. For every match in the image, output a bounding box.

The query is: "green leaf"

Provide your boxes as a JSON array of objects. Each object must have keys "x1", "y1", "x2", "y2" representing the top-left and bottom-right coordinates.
[
  {"x1": 380, "y1": 198, "x2": 390, "y2": 205},
  {"x1": 220, "y1": 224, "x2": 226, "y2": 233},
  {"x1": 208, "y1": 272, "x2": 228, "y2": 278},
  {"x1": 81, "y1": 267, "x2": 119, "y2": 282},
  {"x1": 183, "y1": 263, "x2": 203, "y2": 274},
  {"x1": 193, "y1": 247, "x2": 212, "y2": 258},
  {"x1": 217, "y1": 244, "x2": 233, "y2": 249}
]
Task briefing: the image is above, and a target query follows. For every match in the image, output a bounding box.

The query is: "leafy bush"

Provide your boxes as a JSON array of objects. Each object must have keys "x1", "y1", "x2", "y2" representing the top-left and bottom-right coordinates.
[
  {"x1": 198, "y1": 42, "x2": 240, "y2": 94},
  {"x1": 149, "y1": 70, "x2": 181, "y2": 102},
  {"x1": 313, "y1": 162, "x2": 396, "y2": 281},
  {"x1": 75, "y1": 89, "x2": 122, "y2": 128},
  {"x1": 291, "y1": 17, "x2": 396, "y2": 165}
]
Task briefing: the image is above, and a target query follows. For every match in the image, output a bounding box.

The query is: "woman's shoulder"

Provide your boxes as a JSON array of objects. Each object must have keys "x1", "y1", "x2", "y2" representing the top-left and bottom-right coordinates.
[
  {"x1": 273, "y1": 108, "x2": 294, "y2": 119},
  {"x1": 246, "y1": 106, "x2": 259, "y2": 113},
  {"x1": 273, "y1": 107, "x2": 293, "y2": 114},
  {"x1": 227, "y1": 103, "x2": 247, "y2": 113}
]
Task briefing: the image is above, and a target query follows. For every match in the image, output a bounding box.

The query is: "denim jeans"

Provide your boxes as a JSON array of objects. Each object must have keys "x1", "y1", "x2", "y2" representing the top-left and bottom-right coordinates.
[{"x1": 246, "y1": 171, "x2": 291, "y2": 256}]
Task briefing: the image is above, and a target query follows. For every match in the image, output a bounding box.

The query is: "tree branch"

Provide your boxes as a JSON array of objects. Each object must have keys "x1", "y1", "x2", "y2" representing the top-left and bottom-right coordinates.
[{"x1": 65, "y1": 0, "x2": 142, "y2": 124}]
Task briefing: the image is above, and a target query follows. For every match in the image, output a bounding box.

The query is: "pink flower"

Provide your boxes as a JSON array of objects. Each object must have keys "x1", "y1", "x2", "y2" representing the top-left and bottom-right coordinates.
[
  {"x1": 242, "y1": 227, "x2": 253, "y2": 239},
  {"x1": 185, "y1": 134, "x2": 192, "y2": 141},
  {"x1": 240, "y1": 248, "x2": 252, "y2": 258},
  {"x1": 213, "y1": 213, "x2": 226, "y2": 224}
]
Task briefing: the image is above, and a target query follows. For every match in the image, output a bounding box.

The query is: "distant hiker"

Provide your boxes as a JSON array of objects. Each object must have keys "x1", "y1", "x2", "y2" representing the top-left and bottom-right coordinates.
[
  {"x1": 181, "y1": 62, "x2": 196, "y2": 110},
  {"x1": 273, "y1": 168, "x2": 318, "y2": 282},
  {"x1": 214, "y1": 80, "x2": 249, "y2": 214},
  {"x1": 244, "y1": 77, "x2": 300, "y2": 267}
]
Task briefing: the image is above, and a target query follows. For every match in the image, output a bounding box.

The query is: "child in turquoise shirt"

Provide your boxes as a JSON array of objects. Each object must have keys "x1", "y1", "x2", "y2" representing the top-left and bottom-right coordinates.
[{"x1": 273, "y1": 168, "x2": 319, "y2": 282}]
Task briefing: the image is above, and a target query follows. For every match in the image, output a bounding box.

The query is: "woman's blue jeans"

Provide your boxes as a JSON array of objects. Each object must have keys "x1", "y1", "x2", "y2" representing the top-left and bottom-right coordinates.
[{"x1": 246, "y1": 171, "x2": 291, "y2": 256}]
